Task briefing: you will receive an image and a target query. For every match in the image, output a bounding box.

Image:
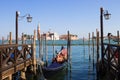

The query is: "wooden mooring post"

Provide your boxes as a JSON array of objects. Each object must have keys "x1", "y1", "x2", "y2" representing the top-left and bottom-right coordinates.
[
  {"x1": 117, "y1": 31, "x2": 119, "y2": 44},
  {"x1": 92, "y1": 32, "x2": 95, "y2": 70},
  {"x1": 96, "y1": 30, "x2": 99, "y2": 63},
  {"x1": 96, "y1": 30, "x2": 100, "y2": 80},
  {"x1": 9, "y1": 32, "x2": 12, "y2": 44},
  {"x1": 118, "y1": 31, "x2": 120, "y2": 79},
  {"x1": 2, "y1": 37, "x2": 4, "y2": 44},
  {"x1": 67, "y1": 31, "x2": 71, "y2": 64},
  {"x1": 67, "y1": 31, "x2": 70, "y2": 64},
  {"x1": 52, "y1": 34, "x2": 55, "y2": 58},
  {"x1": 92, "y1": 32, "x2": 95, "y2": 61},
  {"x1": 33, "y1": 30, "x2": 37, "y2": 75},
  {"x1": 67, "y1": 31, "x2": 72, "y2": 79},
  {"x1": 22, "y1": 33, "x2": 24, "y2": 44},
  {"x1": 40, "y1": 35, "x2": 43, "y2": 60},
  {"x1": 45, "y1": 34, "x2": 48, "y2": 66},
  {"x1": 83, "y1": 37, "x2": 85, "y2": 57},
  {"x1": 67, "y1": 31, "x2": 72, "y2": 64},
  {"x1": 43, "y1": 33, "x2": 48, "y2": 66},
  {"x1": 88, "y1": 33, "x2": 91, "y2": 61}
]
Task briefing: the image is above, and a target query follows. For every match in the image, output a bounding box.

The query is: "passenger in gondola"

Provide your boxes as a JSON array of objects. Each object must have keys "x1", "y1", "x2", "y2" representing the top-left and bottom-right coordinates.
[
  {"x1": 52, "y1": 55, "x2": 64, "y2": 64},
  {"x1": 52, "y1": 46, "x2": 67, "y2": 64},
  {"x1": 52, "y1": 57, "x2": 57, "y2": 63},
  {"x1": 60, "y1": 48, "x2": 67, "y2": 61}
]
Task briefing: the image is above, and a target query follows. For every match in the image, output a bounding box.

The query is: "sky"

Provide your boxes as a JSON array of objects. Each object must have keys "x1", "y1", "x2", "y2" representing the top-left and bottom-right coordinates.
[{"x1": 0, "y1": 0, "x2": 120, "y2": 39}]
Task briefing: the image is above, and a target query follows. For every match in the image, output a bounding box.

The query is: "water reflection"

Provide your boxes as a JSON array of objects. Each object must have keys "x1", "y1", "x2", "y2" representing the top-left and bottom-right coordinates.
[
  {"x1": 47, "y1": 68, "x2": 66, "y2": 80},
  {"x1": 63, "y1": 62, "x2": 72, "y2": 80}
]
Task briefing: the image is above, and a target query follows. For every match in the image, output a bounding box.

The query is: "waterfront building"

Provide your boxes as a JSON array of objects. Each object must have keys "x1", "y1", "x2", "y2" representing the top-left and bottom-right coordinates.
[
  {"x1": 59, "y1": 34, "x2": 78, "y2": 40},
  {"x1": 41, "y1": 31, "x2": 59, "y2": 40}
]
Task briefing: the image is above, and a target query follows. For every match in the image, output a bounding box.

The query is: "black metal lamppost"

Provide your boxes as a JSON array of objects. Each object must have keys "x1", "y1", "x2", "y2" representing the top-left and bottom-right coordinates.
[
  {"x1": 15, "y1": 11, "x2": 32, "y2": 44},
  {"x1": 100, "y1": 7, "x2": 111, "y2": 64}
]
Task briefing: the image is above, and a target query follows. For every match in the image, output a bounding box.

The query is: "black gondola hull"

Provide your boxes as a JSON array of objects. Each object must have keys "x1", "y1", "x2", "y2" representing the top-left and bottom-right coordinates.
[{"x1": 42, "y1": 62, "x2": 67, "y2": 78}]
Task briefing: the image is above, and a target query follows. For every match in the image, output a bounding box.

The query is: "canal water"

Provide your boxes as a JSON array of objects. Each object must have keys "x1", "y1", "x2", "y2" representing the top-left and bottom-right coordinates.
[
  {"x1": 0, "y1": 40, "x2": 100, "y2": 80},
  {"x1": 35, "y1": 40, "x2": 97, "y2": 80},
  {"x1": 0, "y1": 39, "x2": 117, "y2": 80}
]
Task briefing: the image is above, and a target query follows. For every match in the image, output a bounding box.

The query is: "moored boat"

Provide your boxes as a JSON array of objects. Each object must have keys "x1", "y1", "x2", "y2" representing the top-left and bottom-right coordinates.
[
  {"x1": 42, "y1": 61, "x2": 67, "y2": 78},
  {"x1": 42, "y1": 47, "x2": 68, "y2": 78}
]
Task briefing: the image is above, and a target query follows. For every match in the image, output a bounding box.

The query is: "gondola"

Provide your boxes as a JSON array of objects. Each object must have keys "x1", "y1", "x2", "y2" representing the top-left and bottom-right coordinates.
[{"x1": 42, "y1": 47, "x2": 67, "y2": 78}]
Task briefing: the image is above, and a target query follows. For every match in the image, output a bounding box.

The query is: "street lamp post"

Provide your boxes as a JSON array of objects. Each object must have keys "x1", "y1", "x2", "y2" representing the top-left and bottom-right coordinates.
[
  {"x1": 15, "y1": 11, "x2": 32, "y2": 44},
  {"x1": 100, "y1": 7, "x2": 111, "y2": 64},
  {"x1": 16, "y1": 11, "x2": 19, "y2": 44}
]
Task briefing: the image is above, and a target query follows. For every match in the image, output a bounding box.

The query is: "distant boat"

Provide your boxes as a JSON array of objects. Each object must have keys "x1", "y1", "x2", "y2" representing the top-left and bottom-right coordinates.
[{"x1": 42, "y1": 47, "x2": 67, "y2": 78}]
